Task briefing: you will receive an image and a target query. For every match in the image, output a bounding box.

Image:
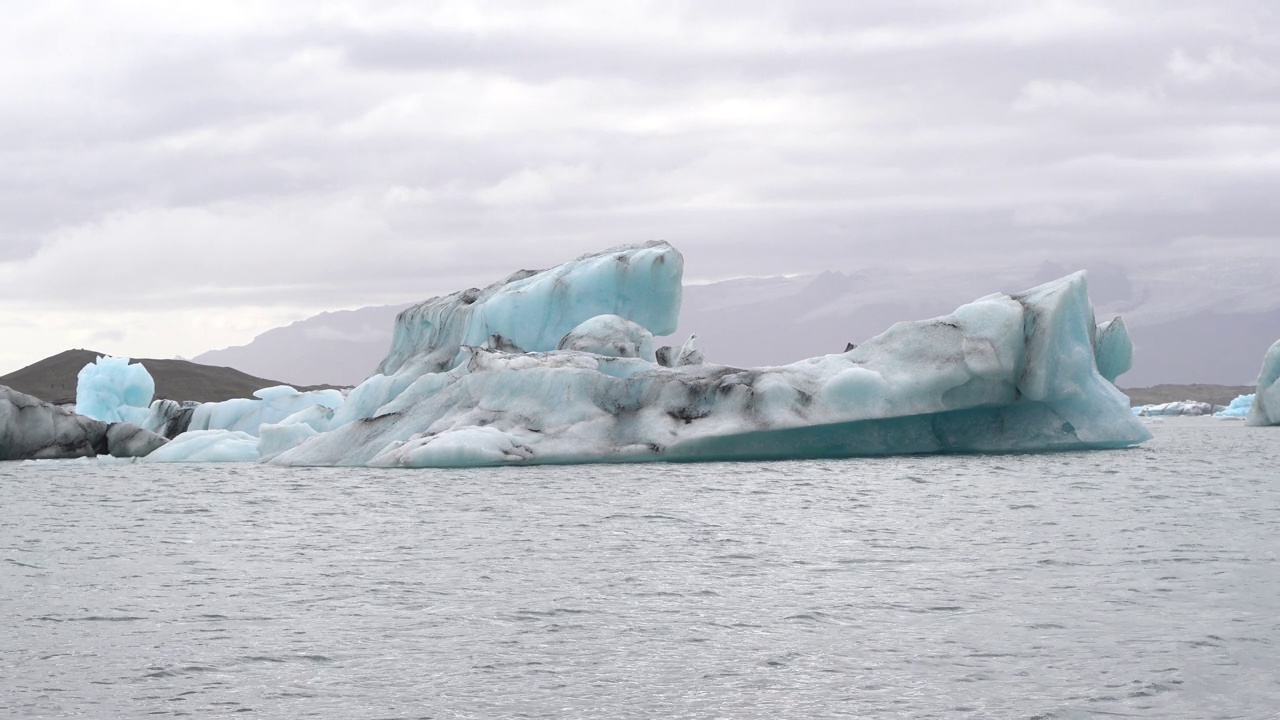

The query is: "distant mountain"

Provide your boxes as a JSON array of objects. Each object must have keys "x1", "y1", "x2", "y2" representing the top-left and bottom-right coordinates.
[
  {"x1": 189, "y1": 256, "x2": 1280, "y2": 388},
  {"x1": 0, "y1": 349, "x2": 337, "y2": 405},
  {"x1": 666, "y1": 260, "x2": 1280, "y2": 387},
  {"x1": 193, "y1": 305, "x2": 411, "y2": 387}
]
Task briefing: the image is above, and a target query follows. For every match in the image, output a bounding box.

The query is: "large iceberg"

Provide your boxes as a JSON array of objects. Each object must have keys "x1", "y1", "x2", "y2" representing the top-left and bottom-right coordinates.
[
  {"x1": 234, "y1": 242, "x2": 1152, "y2": 468},
  {"x1": 1247, "y1": 340, "x2": 1280, "y2": 427}
]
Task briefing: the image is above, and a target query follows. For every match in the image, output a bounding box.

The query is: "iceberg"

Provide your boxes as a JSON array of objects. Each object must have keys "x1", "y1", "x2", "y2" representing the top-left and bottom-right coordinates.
[
  {"x1": 1214, "y1": 394, "x2": 1254, "y2": 419},
  {"x1": 137, "y1": 386, "x2": 346, "y2": 463},
  {"x1": 258, "y1": 242, "x2": 1149, "y2": 468},
  {"x1": 75, "y1": 355, "x2": 155, "y2": 424},
  {"x1": 1133, "y1": 401, "x2": 1219, "y2": 417},
  {"x1": 1, "y1": 385, "x2": 168, "y2": 461},
  {"x1": 1247, "y1": 340, "x2": 1280, "y2": 427}
]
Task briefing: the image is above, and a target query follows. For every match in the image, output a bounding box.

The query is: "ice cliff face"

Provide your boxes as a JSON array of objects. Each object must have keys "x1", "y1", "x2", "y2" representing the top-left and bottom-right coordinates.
[
  {"x1": 254, "y1": 243, "x2": 1150, "y2": 468},
  {"x1": 375, "y1": 241, "x2": 681, "y2": 377},
  {"x1": 1247, "y1": 340, "x2": 1280, "y2": 427}
]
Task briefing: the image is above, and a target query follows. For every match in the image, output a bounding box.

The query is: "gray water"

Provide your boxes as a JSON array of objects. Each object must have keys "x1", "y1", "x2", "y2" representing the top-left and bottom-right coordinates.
[{"x1": 2, "y1": 420, "x2": 1278, "y2": 719}]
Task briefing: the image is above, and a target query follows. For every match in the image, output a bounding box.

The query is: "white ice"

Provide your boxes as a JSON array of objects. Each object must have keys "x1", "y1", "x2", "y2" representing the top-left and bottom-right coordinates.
[
  {"x1": 186, "y1": 386, "x2": 345, "y2": 437},
  {"x1": 143, "y1": 430, "x2": 260, "y2": 463},
  {"x1": 1133, "y1": 401, "x2": 1218, "y2": 417}
]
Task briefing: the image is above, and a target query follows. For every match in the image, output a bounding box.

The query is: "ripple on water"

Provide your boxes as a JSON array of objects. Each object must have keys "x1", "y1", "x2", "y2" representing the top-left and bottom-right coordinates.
[{"x1": 2, "y1": 423, "x2": 1279, "y2": 718}]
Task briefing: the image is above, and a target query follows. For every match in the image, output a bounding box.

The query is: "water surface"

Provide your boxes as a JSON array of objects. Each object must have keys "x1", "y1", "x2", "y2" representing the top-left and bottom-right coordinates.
[{"x1": 3, "y1": 420, "x2": 1278, "y2": 718}]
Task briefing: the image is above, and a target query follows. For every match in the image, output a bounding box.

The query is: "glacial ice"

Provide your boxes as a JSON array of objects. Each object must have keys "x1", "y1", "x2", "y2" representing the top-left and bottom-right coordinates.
[
  {"x1": 1093, "y1": 317, "x2": 1132, "y2": 384},
  {"x1": 143, "y1": 429, "x2": 261, "y2": 463},
  {"x1": 75, "y1": 355, "x2": 155, "y2": 424},
  {"x1": 2, "y1": 385, "x2": 110, "y2": 460},
  {"x1": 1214, "y1": 394, "x2": 1255, "y2": 419},
  {"x1": 106, "y1": 422, "x2": 170, "y2": 458},
  {"x1": 185, "y1": 386, "x2": 345, "y2": 437},
  {"x1": 1, "y1": 385, "x2": 168, "y2": 460},
  {"x1": 141, "y1": 398, "x2": 199, "y2": 439},
  {"x1": 557, "y1": 314, "x2": 656, "y2": 361},
  {"x1": 1247, "y1": 340, "x2": 1280, "y2": 427},
  {"x1": 1133, "y1": 401, "x2": 1219, "y2": 417},
  {"x1": 375, "y1": 240, "x2": 681, "y2": 378},
  {"x1": 254, "y1": 242, "x2": 1151, "y2": 468}
]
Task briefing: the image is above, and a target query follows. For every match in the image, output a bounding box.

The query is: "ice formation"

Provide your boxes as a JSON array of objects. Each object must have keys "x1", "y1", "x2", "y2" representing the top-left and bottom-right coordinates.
[
  {"x1": 1133, "y1": 401, "x2": 1219, "y2": 417},
  {"x1": 376, "y1": 241, "x2": 680, "y2": 378},
  {"x1": 229, "y1": 242, "x2": 1154, "y2": 468},
  {"x1": 1214, "y1": 394, "x2": 1254, "y2": 419},
  {"x1": 1, "y1": 385, "x2": 167, "y2": 461},
  {"x1": 1093, "y1": 317, "x2": 1132, "y2": 384},
  {"x1": 144, "y1": 430, "x2": 260, "y2": 463},
  {"x1": 140, "y1": 399, "x2": 200, "y2": 439},
  {"x1": 1247, "y1": 340, "x2": 1280, "y2": 427},
  {"x1": 105, "y1": 422, "x2": 170, "y2": 458},
  {"x1": 75, "y1": 355, "x2": 155, "y2": 424},
  {"x1": 185, "y1": 385, "x2": 345, "y2": 437}
]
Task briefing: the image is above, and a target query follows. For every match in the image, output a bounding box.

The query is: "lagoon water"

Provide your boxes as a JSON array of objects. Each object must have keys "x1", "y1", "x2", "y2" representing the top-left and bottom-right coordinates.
[{"x1": 3, "y1": 419, "x2": 1278, "y2": 719}]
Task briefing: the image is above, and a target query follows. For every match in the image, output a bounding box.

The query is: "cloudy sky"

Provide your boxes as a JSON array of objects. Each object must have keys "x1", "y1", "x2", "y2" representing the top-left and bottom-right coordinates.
[{"x1": 1, "y1": 0, "x2": 1277, "y2": 375}]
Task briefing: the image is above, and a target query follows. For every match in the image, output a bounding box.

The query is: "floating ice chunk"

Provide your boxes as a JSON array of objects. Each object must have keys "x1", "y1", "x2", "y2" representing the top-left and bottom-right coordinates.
[
  {"x1": 273, "y1": 261, "x2": 1150, "y2": 468},
  {"x1": 1094, "y1": 317, "x2": 1133, "y2": 384},
  {"x1": 187, "y1": 386, "x2": 344, "y2": 437},
  {"x1": 1247, "y1": 340, "x2": 1280, "y2": 426},
  {"x1": 1133, "y1": 401, "x2": 1218, "y2": 417},
  {"x1": 557, "y1": 314, "x2": 656, "y2": 361},
  {"x1": 1214, "y1": 394, "x2": 1254, "y2": 419},
  {"x1": 75, "y1": 356, "x2": 155, "y2": 424},
  {"x1": 144, "y1": 430, "x2": 260, "y2": 463}
]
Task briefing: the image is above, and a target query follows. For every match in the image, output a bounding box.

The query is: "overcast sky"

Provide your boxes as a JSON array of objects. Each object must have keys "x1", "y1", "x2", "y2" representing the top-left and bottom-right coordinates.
[{"x1": 1, "y1": 0, "x2": 1277, "y2": 375}]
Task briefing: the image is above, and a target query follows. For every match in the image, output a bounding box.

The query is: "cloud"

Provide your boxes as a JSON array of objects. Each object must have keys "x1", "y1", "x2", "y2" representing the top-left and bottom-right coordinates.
[{"x1": 0, "y1": 0, "x2": 1278, "y2": 373}]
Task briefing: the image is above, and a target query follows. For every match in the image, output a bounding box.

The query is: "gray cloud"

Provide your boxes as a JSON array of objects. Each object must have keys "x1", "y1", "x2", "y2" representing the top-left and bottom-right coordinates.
[{"x1": 0, "y1": 0, "x2": 1277, "y2": 372}]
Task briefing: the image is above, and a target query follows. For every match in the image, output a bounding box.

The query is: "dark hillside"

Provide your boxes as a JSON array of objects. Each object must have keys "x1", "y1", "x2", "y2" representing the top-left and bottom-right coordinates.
[
  {"x1": 1121, "y1": 384, "x2": 1254, "y2": 407},
  {"x1": 0, "y1": 349, "x2": 341, "y2": 405}
]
